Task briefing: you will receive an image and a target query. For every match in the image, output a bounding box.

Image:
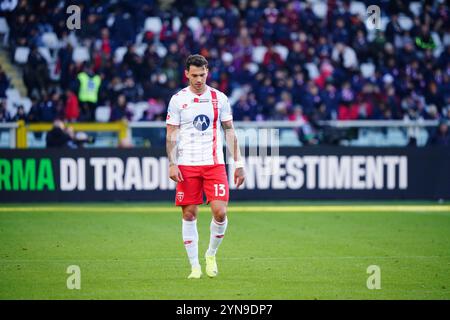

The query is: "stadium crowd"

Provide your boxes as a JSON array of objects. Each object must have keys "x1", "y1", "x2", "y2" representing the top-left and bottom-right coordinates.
[{"x1": 0, "y1": 0, "x2": 449, "y2": 145}]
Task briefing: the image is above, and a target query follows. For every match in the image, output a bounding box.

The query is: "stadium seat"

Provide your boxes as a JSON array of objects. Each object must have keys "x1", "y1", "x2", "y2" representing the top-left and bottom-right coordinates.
[
  {"x1": 186, "y1": 17, "x2": 202, "y2": 36},
  {"x1": 246, "y1": 62, "x2": 259, "y2": 75},
  {"x1": 172, "y1": 16, "x2": 181, "y2": 32},
  {"x1": 350, "y1": 1, "x2": 366, "y2": 18},
  {"x1": 349, "y1": 135, "x2": 370, "y2": 146},
  {"x1": 0, "y1": 17, "x2": 9, "y2": 45},
  {"x1": 106, "y1": 15, "x2": 115, "y2": 28},
  {"x1": 274, "y1": 45, "x2": 288, "y2": 61},
  {"x1": 349, "y1": 128, "x2": 370, "y2": 146},
  {"x1": 360, "y1": 62, "x2": 375, "y2": 78},
  {"x1": 386, "y1": 128, "x2": 407, "y2": 146},
  {"x1": 409, "y1": 2, "x2": 422, "y2": 17},
  {"x1": 14, "y1": 46, "x2": 30, "y2": 64},
  {"x1": 155, "y1": 44, "x2": 167, "y2": 58},
  {"x1": 135, "y1": 31, "x2": 145, "y2": 44},
  {"x1": 90, "y1": 131, "x2": 118, "y2": 147},
  {"x1": 398, "y1": 15, "x2": 413, "y2": 31},
  {"x1": 95, "y1": 106, "x2": 111, "y2": 122},
  {"x1": 0, "y1": 130, "x2": 12, "y2": 148},
  {"x1": 27, "y1": 132, "x2": 46, "y2": 148},
  {"x1": 380, "y1": 17, "x2": 389, "y2": 32},
  {"x1": 48, "y1": 62, "x2": 60, "y2": 81},
  {"x1": 144, "y1": 17, "x2": 162, "y2": 34},
  {"x1": 431, "y1": 32, "x2": 443, "y2": 57},
  {"x1": 38, "y1": 47, "x2": 53, "y2": 63},
  {"x1": 0, "y1": 17, "x2": 8, "y2": 34},
  {"x1": 368, "y1": 131, "x2": 387, "y2": 146},
  {"x1": 222, "y1": 52, "x2": 233, "y2": 64},
  {"x1": 251, "y1": 46, "x2": 267, "y2": 64},
  {"x1": 72, "y1": 46, "x2": 90, "y2": 63},
  {"x1": 280, "y1": 129, "x2": 301, "y2": 146},
  {"x1": 20, "y1": 97, "x2": 32, "y2": 114},
  {"x1": 5, "y1": 88, "x2": 21, "y2": 114},
  {"x1": 417, "y1": 128, "x2": 429, "y2": 147},
  {"x1": 6, "y1": 88, "x2": 20, "y2": 100},
  {"x1": 130, "y1": 102, "x2": 149, "y2": 121},
  {"x1": 305, "y1": 62, "x2": 319, "y2": 79},
  {"x1": 41, "y1": 32, "x2": 60, "y2": 49},
  {"x1": 312, "y1": 2, "x2": 327, "y2": 19},
  {"x1": 114, "y1": 46, "x2": 128, "y2": 63},
  {"x1": 135, "y1": 44, "x2": 148, "y2": 57}
]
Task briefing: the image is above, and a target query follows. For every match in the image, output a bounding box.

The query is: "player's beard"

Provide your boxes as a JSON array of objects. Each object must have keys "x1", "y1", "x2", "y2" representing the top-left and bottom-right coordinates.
[{"x1": 191, "y1": 81, "x2": 206, "y2": 94}]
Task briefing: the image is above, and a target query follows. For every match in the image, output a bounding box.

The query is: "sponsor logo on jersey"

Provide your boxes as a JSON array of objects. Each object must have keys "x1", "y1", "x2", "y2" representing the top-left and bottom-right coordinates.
[
  {"x1": 192, "y1": 98, "x2": 210, "y2": 103},
  {"x1": 193, "y1": 114, "x2": 210, "y2": 131}
]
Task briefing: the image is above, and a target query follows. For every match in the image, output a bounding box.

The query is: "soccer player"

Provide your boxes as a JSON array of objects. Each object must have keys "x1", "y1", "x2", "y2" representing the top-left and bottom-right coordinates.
[{"x1": 166, "y1": 54, "x2": 245, "y2": 279}]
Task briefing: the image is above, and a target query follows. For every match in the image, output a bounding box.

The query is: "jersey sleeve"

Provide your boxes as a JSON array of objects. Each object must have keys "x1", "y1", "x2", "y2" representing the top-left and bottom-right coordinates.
[
  {"x1": 220, "y1": 93, "x2": 233, "y2": 122},
  {"x1": 166, "y1": 95, "x2": 180, "y2": 125}
]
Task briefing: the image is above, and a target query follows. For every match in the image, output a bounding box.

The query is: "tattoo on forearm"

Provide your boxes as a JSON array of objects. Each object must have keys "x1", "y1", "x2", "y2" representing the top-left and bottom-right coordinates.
[
  {"x1": 166, "y1": 139, "x2": 177, "y2": 165},
  {"x1": 223, "y1": 124, "x2": 241, "y2": 162},
  {"x1": 166, "y1": 126, "x2": 179, "y2": 165}
]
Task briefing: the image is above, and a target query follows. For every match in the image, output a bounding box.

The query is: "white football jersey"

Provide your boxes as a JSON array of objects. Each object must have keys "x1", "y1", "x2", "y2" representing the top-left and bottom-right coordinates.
[{"x1": 166, "y1": 85, "x2": 233, "y2": 166}]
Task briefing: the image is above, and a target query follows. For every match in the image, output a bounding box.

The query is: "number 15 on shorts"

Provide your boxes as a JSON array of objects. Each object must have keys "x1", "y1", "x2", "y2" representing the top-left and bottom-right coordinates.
[{"x1": 214, "y1": 184, "x2": 226, "y2": 197}]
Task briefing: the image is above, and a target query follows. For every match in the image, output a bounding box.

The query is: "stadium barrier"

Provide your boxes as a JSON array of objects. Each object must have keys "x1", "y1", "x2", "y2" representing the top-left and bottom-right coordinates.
[
  {"x1": 0, "y1": 120, "x2": 441, "y2": 148},
  {"x1": 13, "y1": 120, "x2": 129, "y2": 148},
  {"x1": 0, "y1": 147, "x2": 449, "y2": 202}
]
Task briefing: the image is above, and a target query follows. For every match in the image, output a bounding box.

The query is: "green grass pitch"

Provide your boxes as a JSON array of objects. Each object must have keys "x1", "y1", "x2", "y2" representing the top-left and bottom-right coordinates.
[{"x1": 0, "y1": 202, "x2": 449, "y2": 300}]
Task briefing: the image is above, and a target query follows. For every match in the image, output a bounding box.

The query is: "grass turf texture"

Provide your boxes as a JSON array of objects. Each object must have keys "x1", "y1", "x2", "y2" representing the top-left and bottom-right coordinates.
[{"x1": 0, "y1": 202, "x2": 449, "y2": 299}]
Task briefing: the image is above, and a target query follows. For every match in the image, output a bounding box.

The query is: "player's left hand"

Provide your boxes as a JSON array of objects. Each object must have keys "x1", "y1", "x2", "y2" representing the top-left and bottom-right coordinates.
[{"x1": 234, "y1": 168, "x2": 245, "y2": 188}]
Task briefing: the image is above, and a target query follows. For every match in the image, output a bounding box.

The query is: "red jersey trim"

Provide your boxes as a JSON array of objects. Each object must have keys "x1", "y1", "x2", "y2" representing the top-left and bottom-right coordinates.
[{"x1": 211, "y1": 90, "x2": 219, "y2": 165}]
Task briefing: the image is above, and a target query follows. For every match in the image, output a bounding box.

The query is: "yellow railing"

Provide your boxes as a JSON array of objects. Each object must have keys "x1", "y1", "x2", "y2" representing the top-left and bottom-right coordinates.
[{"x1": 16, "y1": 120, "x2": 128, "y2": 148}]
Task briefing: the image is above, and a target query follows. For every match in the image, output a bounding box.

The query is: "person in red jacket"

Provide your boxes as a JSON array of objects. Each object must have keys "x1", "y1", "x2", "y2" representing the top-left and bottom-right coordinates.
[{"x1": 64, "y1": 90, "x2": 80, "y2": 122}]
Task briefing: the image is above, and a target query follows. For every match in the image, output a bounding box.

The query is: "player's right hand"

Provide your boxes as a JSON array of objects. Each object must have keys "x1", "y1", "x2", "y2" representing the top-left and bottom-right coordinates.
[{"x1": 169, "y1": 164, "x2": 184, "y2": 182}]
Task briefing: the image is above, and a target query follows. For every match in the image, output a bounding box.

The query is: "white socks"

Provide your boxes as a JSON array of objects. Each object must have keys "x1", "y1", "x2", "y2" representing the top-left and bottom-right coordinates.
[
  {"x1": 182, "y1": 219, "x2": 199, "y2": 268},
  {"x1": 206, "y1": 217, "x2": 228, "y2": 257},
  {"x1": 183, "y1": 217, "x2": 228, "y2": 267}
]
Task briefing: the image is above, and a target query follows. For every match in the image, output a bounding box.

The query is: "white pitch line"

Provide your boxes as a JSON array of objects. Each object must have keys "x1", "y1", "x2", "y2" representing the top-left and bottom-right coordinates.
[
  {"x1": 0, "y1": 205, "x2": 449, "y2": 213},
  {"x1": 1, "y1": 256, "x2": 449, "y2": 263}
]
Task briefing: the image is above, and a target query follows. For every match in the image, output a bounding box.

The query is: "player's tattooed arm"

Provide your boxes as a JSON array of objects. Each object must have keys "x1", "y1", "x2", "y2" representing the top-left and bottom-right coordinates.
[
  {"x1": 222, "y1": 120, "x2": 245, "y2": 188},
  {"x1": 166, "y1": 124, "x2": 184, "y2": 182}
]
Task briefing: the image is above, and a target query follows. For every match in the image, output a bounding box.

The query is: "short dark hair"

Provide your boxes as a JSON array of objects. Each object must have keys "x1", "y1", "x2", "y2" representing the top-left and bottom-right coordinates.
[{"x1": 185, "y1": 54, "x2": 208, "y2": 70}]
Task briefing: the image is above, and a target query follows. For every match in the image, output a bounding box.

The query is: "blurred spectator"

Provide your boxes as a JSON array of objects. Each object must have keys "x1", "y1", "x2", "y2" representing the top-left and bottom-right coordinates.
[
  {"x1": 45, "y1": 119, "x2": 94, "y2": 148},
  {"x1": 110, "y1": 94, "x2": 133, "y2": 122},
  {"x1": 0, "y1": 0, "x2": 447, "y2": 151},
  {"x1": 23, "y1": 46, "x2": 49, "y2": 99},
  {"x1": 26, "y1": 98, "x2": 40, "y2": 122},
  {"x1": 288, "y1": 105, "x2": 318, "y2": 146},
  {"x1": 12, "y1": 105, "x2": 26, "y2": 121},
  {"x1": 233, "y1": 94, "x2": 256, "y2": 121},
  {"x1": 46, "y1": 119, "x2": 72, "y2": 148},
  {"x1": 0, "y1": 99, "x2": 11, "y2": 122},
  {"x1": 427, "y1": 120, "x2": 450, "y2": 147},
  {"x1": 64, "y1": 89, "x2": 79, "y2": 122},
  {"x1": 140, "y1": 98, "x2": 165, "y2": 121},
  {"x1": 38, "y1": 92, "x2": 57, "y2": 122},
  {"x1": 403, "y1": 107, "x2": 424, "y2": 147},
  {"x1": 0, "y1": 67, "x2": 10, "y2": 98},
  {"x1": 77, "y1": 65, "x2": 102, "y2": 121}
]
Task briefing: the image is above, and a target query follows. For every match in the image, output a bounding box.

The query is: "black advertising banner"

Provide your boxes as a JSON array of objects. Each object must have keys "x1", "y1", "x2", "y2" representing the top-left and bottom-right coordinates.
[{"x1": 0, "y1": 147, "x2": 449, "y2": 202}]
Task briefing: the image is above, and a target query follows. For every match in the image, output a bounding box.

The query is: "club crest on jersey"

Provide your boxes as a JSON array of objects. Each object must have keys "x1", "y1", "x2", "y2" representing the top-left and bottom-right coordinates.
[
  {"x1": 193, "y1": 114, "x2": 210, "y2": 131},
  {"x1": 177, "y1": 192, "x2": 184, "y2": 202}
]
